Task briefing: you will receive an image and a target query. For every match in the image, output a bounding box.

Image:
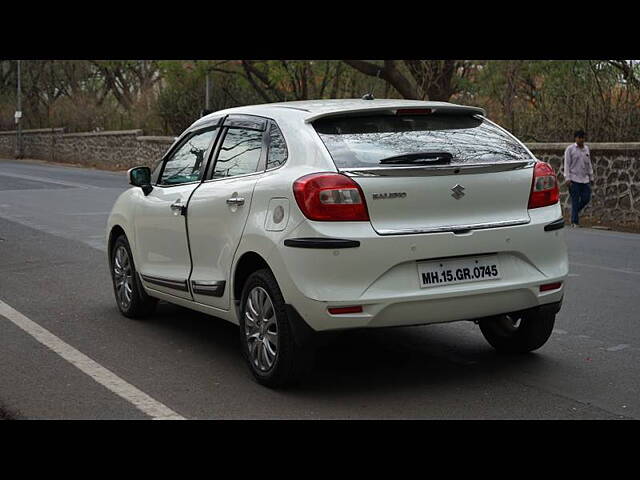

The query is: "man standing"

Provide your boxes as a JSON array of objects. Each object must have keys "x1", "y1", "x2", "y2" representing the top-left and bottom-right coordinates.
[{"x1": 564, "y1": 130, "x2": 594, "y2": 227}]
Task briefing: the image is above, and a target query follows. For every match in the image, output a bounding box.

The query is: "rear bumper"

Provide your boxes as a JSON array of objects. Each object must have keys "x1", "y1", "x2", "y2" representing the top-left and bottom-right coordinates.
[
  {"x1": 286, "y1": 280, "x2": 565, "y2": 332},
  {"x1": 285, "y1": 298, "x2": 564, "y2": 343},
  {"x1": 270, "y1": 203, "x2": 568, "y2": 332}
]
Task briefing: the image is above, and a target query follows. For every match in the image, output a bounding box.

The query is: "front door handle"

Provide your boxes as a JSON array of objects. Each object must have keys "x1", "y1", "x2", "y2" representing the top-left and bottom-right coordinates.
[
  {"x1": 170, "y1": 199, "x2": 186, "y2": 215},
  {"x1": 226, "y1": 197, "x2": 245, "y2": 206}
]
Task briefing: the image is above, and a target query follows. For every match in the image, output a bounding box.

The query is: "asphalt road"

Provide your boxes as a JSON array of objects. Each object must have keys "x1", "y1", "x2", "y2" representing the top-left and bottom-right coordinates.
[{"x1": 1, "y1": 158, "x2": 639, "y2": 419}]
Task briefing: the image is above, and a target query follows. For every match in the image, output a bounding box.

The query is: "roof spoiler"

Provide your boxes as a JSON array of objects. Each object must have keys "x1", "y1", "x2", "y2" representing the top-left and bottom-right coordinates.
[{"x1": 304, "y1": 104, "x2": 486, "y2": 123}]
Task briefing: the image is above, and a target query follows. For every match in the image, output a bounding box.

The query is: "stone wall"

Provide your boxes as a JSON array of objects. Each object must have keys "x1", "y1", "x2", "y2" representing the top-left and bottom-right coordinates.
[
  {"x1": 0, "y1": 128, "x2": 65, "y2": 162},
  {"x1": 1, "y1": 127, "x2": 639, "y2": 223},
  {"x1": 0, "y1": 128, "x2": 175, "y2": 170}
]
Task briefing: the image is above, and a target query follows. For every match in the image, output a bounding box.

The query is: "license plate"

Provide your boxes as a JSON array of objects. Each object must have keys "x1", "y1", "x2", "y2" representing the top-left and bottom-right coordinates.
[{"x1": 417, "y1": 255, "x2": 501, "y2": 288}]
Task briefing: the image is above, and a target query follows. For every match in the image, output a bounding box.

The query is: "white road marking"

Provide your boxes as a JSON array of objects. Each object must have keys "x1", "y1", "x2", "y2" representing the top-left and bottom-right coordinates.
[
  {"x1": 569, "y1": 228, "x2": 640, "y2": 240},
  {"x1": 606, "y1": 344, "x2": 630, "y2": 352},
  {"x1": 0, "y1": 299, "x2": 185, "y2": 420},
  {"x1": 571, "y1": 261, "x2": 640, "y2": 276},
  {"x1": 61, "y1": 212, "x2": 112, "y2": 216},
  {"x1": 0, "y1": 171, "x2": 91, "y2": 189},
  {"x1": 568, "y1": 273, "x2": 580, "y2": 277}
]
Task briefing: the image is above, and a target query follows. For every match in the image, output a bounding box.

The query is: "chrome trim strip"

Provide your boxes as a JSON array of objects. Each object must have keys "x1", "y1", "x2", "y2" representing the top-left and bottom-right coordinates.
[
  {"x1": 153, "y1": 181, "x2": 201, "y2": 188},
  {"x1": 140, "y1": 274, "x2": 189, "y2": 292},
  {"x1": 341, "y1": 161, "x2": 534, "y2": 177},
  {"x1": 375, "y1": 218, "x2": 531, "y2": 236}
]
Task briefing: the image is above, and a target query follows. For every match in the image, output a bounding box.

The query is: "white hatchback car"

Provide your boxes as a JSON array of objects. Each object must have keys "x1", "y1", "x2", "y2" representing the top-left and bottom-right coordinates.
[{"x1": 107, "y1": 99, "x2": 568, "y2": 387}]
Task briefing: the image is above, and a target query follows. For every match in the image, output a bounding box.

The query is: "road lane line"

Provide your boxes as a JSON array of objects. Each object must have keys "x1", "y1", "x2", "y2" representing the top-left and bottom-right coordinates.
[
  {"x1": 61, "y1": 212, "x2": 112, "y2": 216},
  {"x1": 606, "y1": 344, "x2": 630, "y2": 352},
  {"x1": 569, "y1": 229, "x2": 640, "y2": 241},
  {"x1": 0, "y1": 171, "x2": 91, "y2": 189},
  {"x1": 0, "y1": 299, "x2": 185, "y2": 420},
  {"x1": 570, "y1": 261, "x2": 640, "y2": 276}
]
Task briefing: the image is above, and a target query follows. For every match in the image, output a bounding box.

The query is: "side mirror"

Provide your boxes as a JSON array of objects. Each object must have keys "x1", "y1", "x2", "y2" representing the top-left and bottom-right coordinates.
[{"x1": 128, "y1": 166, "x2": 153, "y2": 195}]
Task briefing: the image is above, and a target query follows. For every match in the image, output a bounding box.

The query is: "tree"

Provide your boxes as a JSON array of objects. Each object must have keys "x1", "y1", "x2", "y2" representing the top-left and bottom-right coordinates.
[
  {"x1": 474, "y1": 60, "x2": 640, "y2": 142},
  {"x1": 90, "y1": 60, "x2": 161, "y2": 110},
  {"x1": 234, "y1": 60, "x2": 345, "y2": 102},
  {"x1": 343, "y1": 60, "x2": 474, "y2": 101},
  {"x1": 2, "y1": 59, "x2": 638, "y2": 141}
]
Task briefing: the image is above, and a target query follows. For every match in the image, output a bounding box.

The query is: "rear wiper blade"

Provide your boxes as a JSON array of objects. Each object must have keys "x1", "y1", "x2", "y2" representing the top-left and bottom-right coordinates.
[{"x1": 379, "y1": 152, "x2": 453, "y2": 165}]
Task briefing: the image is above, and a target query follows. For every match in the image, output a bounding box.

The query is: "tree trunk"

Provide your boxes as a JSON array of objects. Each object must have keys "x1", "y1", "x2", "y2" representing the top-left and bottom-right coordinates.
[{"x1": 343, "y1": 60, "x2": 420, "y2": 99}]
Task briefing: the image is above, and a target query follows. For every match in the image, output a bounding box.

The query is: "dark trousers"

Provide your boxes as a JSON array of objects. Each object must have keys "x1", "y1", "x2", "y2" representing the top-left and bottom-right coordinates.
[{"x1": 569, "y1": 181, "x2": 591, "y2": 224}]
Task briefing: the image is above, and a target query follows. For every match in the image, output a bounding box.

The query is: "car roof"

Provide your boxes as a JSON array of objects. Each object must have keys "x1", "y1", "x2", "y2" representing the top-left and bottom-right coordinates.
[{"x1": 190, "y1": 99, "x2": 486, "y2": 129}]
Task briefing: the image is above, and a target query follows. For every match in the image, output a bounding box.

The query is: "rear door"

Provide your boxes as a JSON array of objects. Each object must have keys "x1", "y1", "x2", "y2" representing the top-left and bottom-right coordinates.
[
  {"x1": 134, "y1": 124, "x2": 220, "y2": 299},
  {"x1": 186, "y1": 115, "x2": 269, "y2": 310},
  {"x1": 313, "y1": 113, "x2": 535, "y2": 235}
]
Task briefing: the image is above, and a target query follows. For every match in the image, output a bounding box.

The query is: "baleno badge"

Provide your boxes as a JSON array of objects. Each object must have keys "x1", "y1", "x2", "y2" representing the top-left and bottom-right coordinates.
[{"x1": 372, "y1": 192, "x2": 407, "y2": 200}]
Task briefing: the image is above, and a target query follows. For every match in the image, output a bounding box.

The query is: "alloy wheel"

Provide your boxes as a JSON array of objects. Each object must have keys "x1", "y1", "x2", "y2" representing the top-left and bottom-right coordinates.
[
  {"x1": 113, "y1": 245, "x2": 133, "y2": 310},
  {"x1": 244, "y1": 286, "x2": 279, "y2": 372}
]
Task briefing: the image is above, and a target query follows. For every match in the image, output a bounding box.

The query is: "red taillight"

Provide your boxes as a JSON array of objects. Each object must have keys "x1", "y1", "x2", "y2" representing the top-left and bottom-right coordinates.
[
  {"x1": 528, "y1": 161, "x2": 560, "y2": 209},
  {"x1": 293, "y1": 173, "x2": 370, "y2": 221},
  {"x1": 328, "y1": 306, "x2": 363, "y2": 315},
  {"x1": 540, "y1": 282, "x2": 563, "y2": 292}
]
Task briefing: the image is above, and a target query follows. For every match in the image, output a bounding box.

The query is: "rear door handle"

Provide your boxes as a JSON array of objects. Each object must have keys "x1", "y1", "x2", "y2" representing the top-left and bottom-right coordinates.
[{"x1": 226, "y1": 197, "x2": 245, "y2": 206}]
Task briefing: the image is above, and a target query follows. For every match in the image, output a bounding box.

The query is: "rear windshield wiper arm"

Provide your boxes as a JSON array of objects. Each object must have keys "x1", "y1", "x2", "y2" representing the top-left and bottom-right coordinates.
[{"x1": 378, "y1": 152, "x2": 453, "y2": 165}]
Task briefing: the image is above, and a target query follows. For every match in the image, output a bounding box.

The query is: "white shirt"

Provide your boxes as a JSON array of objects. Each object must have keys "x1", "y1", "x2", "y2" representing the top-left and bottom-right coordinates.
[{"x1": 564, "y1": 143, "x2": 594, "y2": 184}]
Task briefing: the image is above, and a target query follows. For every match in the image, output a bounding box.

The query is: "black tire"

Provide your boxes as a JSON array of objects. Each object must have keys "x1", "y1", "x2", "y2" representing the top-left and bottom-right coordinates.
[
  {"x1": 479, "y1": 309, "x2": 555, "y2": 353},
  {"x1": 110, "y1": 234, "x2": 157, "y2": 319},
  {"x1": 239, "y1": 269, "x2": 315, "y2": 388}
]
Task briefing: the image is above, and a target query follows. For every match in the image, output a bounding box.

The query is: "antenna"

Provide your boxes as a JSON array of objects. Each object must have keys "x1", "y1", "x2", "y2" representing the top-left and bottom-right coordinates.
[{"x1": 362, "y1": 67, "x2": 382, "y2": 100}]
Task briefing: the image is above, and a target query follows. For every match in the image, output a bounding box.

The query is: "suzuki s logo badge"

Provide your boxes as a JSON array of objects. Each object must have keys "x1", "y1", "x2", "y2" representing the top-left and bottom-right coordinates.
[
  {"x1": 372, "y1": 192, "x2": 407, "y2": 200},
  {"x1": 451, "y1": 184, "x2": 466, "y2": 199}
]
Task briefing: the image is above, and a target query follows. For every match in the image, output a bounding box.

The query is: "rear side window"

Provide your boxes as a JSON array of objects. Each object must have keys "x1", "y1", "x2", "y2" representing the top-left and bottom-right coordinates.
[
  {"x1": 266, "y1": 122, "x2": 287, "y2": 169},
  {"x1": 212, "y1": 128, "x2": 263, "y2": 179},
  {"x1": 313, "y1": 114, "x2": 533, "y2": 168}
]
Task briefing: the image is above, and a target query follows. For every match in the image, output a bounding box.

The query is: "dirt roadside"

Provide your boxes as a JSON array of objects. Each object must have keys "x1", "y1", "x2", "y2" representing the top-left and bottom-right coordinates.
[
  {"x1": 563, "y1": 215, "x2": 640, "y2": 234},
  {"x1": 0, "y1": 406, "x2": 16, "y2": 420}
]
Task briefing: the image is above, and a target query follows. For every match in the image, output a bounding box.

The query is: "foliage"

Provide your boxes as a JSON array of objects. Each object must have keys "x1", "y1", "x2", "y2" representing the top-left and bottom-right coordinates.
[
  {"x1": 472, "y1": 60, "x2": 640, "y2": 141},
  {"x1": 0, "y1": 59, "x2": 638, "y2": 141}
]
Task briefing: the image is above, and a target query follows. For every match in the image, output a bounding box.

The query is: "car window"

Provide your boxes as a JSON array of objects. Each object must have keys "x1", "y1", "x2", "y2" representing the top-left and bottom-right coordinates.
[
  {"x1": 313, "y1": 114, "x2": 533, "y2": 168},
  {"x1": 160, "y1": 128, "x2": 217, "y2": 185},
  {"x1": 266, "y1": 122, "x2": 287, "y2": 169},
  {"x1": 212, "y1": 128, "x2": 263, "y2": 179}
]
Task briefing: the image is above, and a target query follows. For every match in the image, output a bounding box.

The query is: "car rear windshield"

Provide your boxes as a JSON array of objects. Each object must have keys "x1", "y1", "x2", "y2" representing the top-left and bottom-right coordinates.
[{"x1": 312, "y1": 114, "x2": 534, "y2": 169}]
